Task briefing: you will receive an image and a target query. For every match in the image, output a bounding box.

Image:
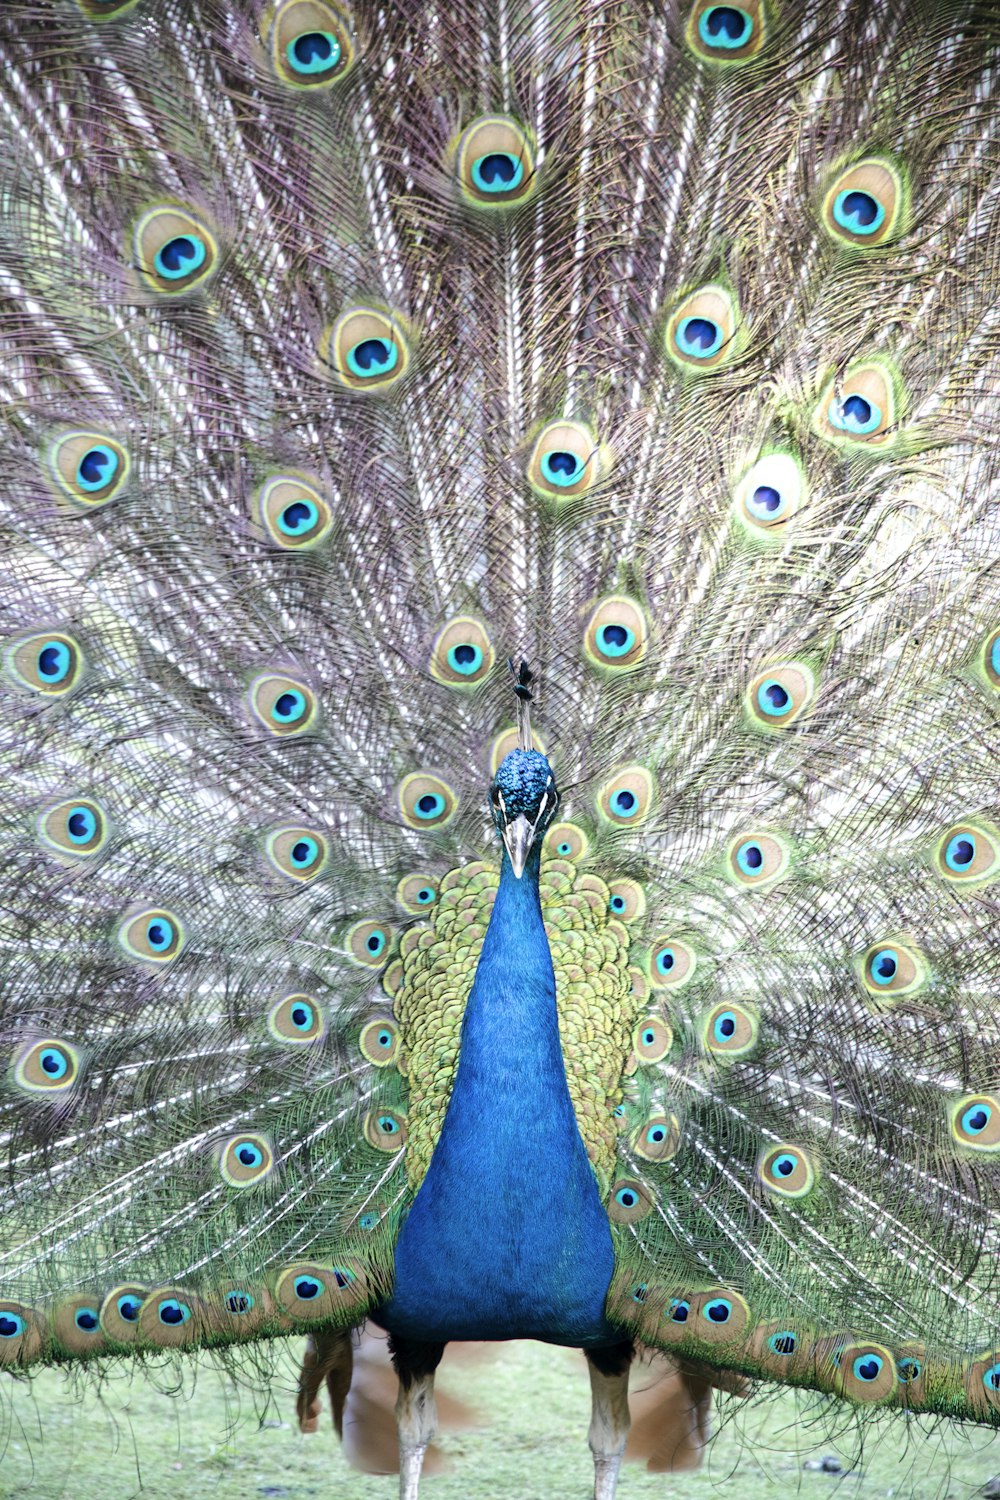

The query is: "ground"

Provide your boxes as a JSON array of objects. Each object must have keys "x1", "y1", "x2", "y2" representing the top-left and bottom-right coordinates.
[{"x1": 0, "y1": 1339, "x2": 996, "y2": 1499}]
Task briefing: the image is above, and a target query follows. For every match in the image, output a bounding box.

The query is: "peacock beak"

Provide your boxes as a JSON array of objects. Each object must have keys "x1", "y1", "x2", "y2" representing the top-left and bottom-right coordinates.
[{"x1": 501, "y1": 812, "x2": 535, "y2": 879}]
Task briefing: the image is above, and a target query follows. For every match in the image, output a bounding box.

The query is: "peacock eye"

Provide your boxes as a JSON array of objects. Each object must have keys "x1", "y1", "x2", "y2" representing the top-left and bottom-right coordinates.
[
  {"x1": 220, "y1": 1134, "x2": 274, "y2": 1187},
  {"x1": 5, "y1": 631, "x2": 84, "y2": 696},
  {"x1": 757, "y1": 1143, "x2": 816, "y2": 1198},
  {"x1": 606, "y1": 879, "x2": 645, "y2": 923},
  {"x1": 364, "y1": 1109, "x2": 408, "y2": 1150},
  {"x1": 733, "y1": 452, "x2": 805, "y2": 537},
  {"x1": 264, "y1": 827, "x2": 329, "y2": 883},
  {"x1": 268, "y1": 993, "x2": 325, "y2": 1044},
  {"x1": 632, "y1": 1015, "x2": 672, "y2": 1063},
  {"x1": 608, "y1": 1179, "x2": 652, "y2": 1223},
  {"x1": 456, "y1": 116, "x2": 536, "y2": 208},
  {"x1": 37, "y1": 797, "x2": 109, "y2": 859},
  {"x1": 686, "y1": 2, "x2": 764, "y2": 61},
  {"x1": 399, "y1": 772, "x2": 457, "y2": 830},
  {"x1": 360, "y1": 1017, "x2": 400, "y2": 1066},
  {"x1": 47, "y1": 431, "x2": 130, "y2": 510},
  {"x1": 258, "y1": 476, "x2": 333, "y2": 550},
  {"x1": 396, "y1": 872, "x2": 440, "y2": 912},
  {"x1": 13, "y1": 1039, "x2": 81, "y2": 1094},
  {"x1": 822, "y1": 159, "x2": 904, "y2": 248},
  {"x1": 632, "y1": 1113, "x2": 680, "y2": 1162},
  {"x1": 527, "y1": 420, "x2": 607, "y2": 500},
  {"x1": 118, "y1": 907, "x2": 184, "y2": 963},
  {"x1": 666, "y1": 284, "x2": 740, "y2": 370},
  {"x1": 346, "y1": 919, "x2": 396, "y2": 968},
  {"x1": 597, "y1": 767, "x2": 653, "y2": 827},
  {"x1": 249, "y1": 673, "x2": 318, "y2": 737},
  {"x1": 934, "y1": 819, "x2": 1000, "y2": 887},
  {"x1": 817, "y1": 360, "x2": 897, "y2": 447},
  {"x1": 584, "y1": 597, "x2": 648, "y2": 670},
  {"x1": 745, "y1": 661, "x2": 816, "y2": 730},
  {"x1": 725, "y1": 829, "x2": 791, "y2": 889},
  {"x1": 270, "y1": 0, "x2": 354, "y2": 87},
  {"x1": 950, "y1": 1093, "x2": 1000, "y2": 1151},
  {"x1": 703, "y1": 1001, "x2": 758, "y2": 1059},
  {"x1": 133, "y1": 205, "x2": 218, "y2": 295},
  {"x1": 430, "y1": 618, "x2": 494, "y2": 686},
  {"x1": 322, "y1": 307, "x2": 410, "y2": 393},
  {"x1": 645, "y1": 936, "x2": 697, "y2": 990}
]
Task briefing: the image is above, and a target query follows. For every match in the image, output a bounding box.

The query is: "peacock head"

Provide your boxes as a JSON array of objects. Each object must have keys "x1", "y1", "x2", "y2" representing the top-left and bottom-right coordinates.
[{"x1": 490, "y1": 749, "x2": 559, "y2": 879}]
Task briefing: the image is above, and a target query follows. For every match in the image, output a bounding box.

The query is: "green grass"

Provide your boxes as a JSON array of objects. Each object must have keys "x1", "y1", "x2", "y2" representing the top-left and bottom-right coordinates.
[{"x1": 0, "y1": 1339, "x2": 996, "y2": 1500}]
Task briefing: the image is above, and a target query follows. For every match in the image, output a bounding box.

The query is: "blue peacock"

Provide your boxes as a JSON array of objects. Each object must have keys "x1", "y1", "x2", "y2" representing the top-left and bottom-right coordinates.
[{"x1": 1, "y1": 1, "x2": 1000, "y2": 1496}]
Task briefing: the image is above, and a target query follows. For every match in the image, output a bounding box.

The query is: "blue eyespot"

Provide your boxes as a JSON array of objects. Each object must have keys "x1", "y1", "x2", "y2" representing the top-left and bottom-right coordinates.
[
  {"x1": 0, "y1": 1313, "x2": 26, "y2": 1338},
  {"x1": 290, "y1": 837, "x2": 320, "y2": 870},
  {"x1": 414, "y1": 792, "x2": 446, "y2": 821},
  {"x1": 446, "y1": 643, "x2": 484, "y2": 676},
  {"x1": 869, "y1": 948, "x2": 898, "y2": 985},
  {"x1": 609, "y1": 894, "x2": 626, "y2": 913},
  {"x1": 287, "y1": 30, "x2": 342, "y2": 74},
  {"x1": 897, "y1": 1357, "x2": 921, "y2": 1383},
  {"x1": 346, "y1": 337, "x2": 398, "y2": 379},
  {"x1": 378, "y1": 1114, "x2": 399, "y2": 1134},
  {"x1": 641, "y1": 1027, "x2": 656, "y2": 1047},
  {"x1": 833, "y1": 189, "x2": 884, "y2": 236},
  {"x1": 675, "y1": 316, "x2": 723, "y2": 358},
  {"x1": 416, "y1": 886, "x2": 436, "y2": 905},
  {"x1": 66, "y1": 806, "x2": 97, "y2": 843},
  {"x1": 612, "y1": 1104, "x2": 626, "y2": 1119},
  {"x1": 146, "y1": 917, "x2": 174, "y2": 952},
  {"x1": 735, "y1": 840, "x2": 763, "y2": 875},
  {"x1": 768, "y1": 1331, "x2": 796, "y2": 1356},
  {"x1": 294, "y1": 1276, "x2": 321, "y2": 1301},
  {"x1": 746, "y1": 484, "x2": 787, "y2": 521},
  {"x1": 982, "y1": 1361, "x2": 1000, "y2": 1393},
  {"x1": 698, "y1": 6, "x2": 752, "y2": 48},
  {"x1": 37, "y1": 640, "x2": 72, "y2": 683},
  {"x1": 596, "y1": 624, "x2": 636, "y2": 658},
  {"x1": 756, "y1": 679, "x2": 792, "y2": 717},
  {"x1": 358, "y1": 1212, "x2": 378, "y2": 1231},
  {"x1": 471, "y1": 152, "x2": 525, "y2": 194},
  {"x1": 74, "y1": 1308, "x2": 100, "y2": 1332},
  {"x1": 540, "y1": 449, "x2": 584, "y2": 487},
  {"x1": 75, "y1": 444, "x2": 119, "y2": 492},
  {"x1": 828, "y1": 392, "x2": 882, "y2": 434},
  {"x1": 278, "y1": 499, "x2": 319, "y2": 536},
  {"x1": 615, "y1": 1186, "x2": 638, "y2": 1208},
  {"x1": 557, "y1": 842, "x2": 572, "y2": 855},
  {"x1": 772, "y1": 1152, "x2": 797, "y2": 1178},
  {"x1": 961, "y1": 1103, "x2": 992, "y2": 1135},
  {"x1": 667, "y1": 1299, "x2": 689, "y2": 1323},
  {"x1": 154, "y1": 235, "x2": 207, "y2": 281},
  {"x1": 654, "y1": 947, "x2": 675, "y2": 977},
  {"x1": 366, "y1": 929, "x2": 387, "y2": 959},
  {"x1": 645, "y1": 1124, "x2": 668, "y2": 1146},
  {"x1": 945, "y1": 833, "x2": 975, "y2": 871},
  {"x1": 236, "y1": 1142, "x2": 264, "y2": 1169},
  {"x1": 631, "y1": 1283, "x2": 648, "y2": 1304},
  {"x1": 158, "y1": 1298, "x2": 191, "y2": 1326},
  {"x1": 225, "y1": 1289, "x2": 254, "y2": 1314},
  {"x1": 40, "y1": 1047, "x2": 70, "y2": 1080},
  {"x1": 272, "y1": 690, "x2": 307, "y2": 724},
  {"x1": 117, "y1": 1294, "x2": 141, "y2": 1322},
  {"x1": 992, "y1": 636, "x2": 1000, "y2": 678},
  {"x1": 610, "y1": 789, "x2": 637, "y2": 817},
  {"x1": 703, "y1": 1298, "x2": 732, "y2": 1324},
  {"x1": 332, "y1": 1266, "x2": 356, "y2": 1290},
  {"x1": 290, "y1": 1001, "x2": 315, "y2": 1032},
  {"x1": 853, "y1": 1354, "x2": 883, "y2": 1382}
]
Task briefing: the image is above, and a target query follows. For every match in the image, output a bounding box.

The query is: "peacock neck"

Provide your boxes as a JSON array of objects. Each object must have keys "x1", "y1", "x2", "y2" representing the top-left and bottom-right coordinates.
[{"x1": 378, "y1": 838, "x2": 617, "y2": 1346}]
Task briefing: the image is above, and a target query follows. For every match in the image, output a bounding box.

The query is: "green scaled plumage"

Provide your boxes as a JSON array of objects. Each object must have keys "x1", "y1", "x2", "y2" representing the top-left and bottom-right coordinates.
[{"x1": 1, "y1": 0, "x2": 999, "y2": 1485}]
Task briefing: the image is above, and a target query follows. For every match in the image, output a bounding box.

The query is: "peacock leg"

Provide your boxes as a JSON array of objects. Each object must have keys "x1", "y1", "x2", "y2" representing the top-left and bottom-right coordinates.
[
  {"x1": 586, "y1": 1341, "x2": 634, "y2": 1500},
  {"x1": 295, "y1": 1326, "x2": 354, "y2": 1435},
  {"x1": 389, "y1": 1334, "x2": 446, "y2": 1500}
]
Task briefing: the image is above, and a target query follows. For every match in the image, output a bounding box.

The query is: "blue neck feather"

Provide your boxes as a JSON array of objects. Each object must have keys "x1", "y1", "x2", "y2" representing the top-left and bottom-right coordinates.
[{"x1": 377, "y1": 842, "x2": 617, "y2": 1346}]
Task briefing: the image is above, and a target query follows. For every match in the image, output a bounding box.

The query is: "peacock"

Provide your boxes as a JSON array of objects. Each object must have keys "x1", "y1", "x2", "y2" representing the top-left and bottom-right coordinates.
[{"x1": 1, "y1": 1, "x2": 999, "y2": 1497}]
